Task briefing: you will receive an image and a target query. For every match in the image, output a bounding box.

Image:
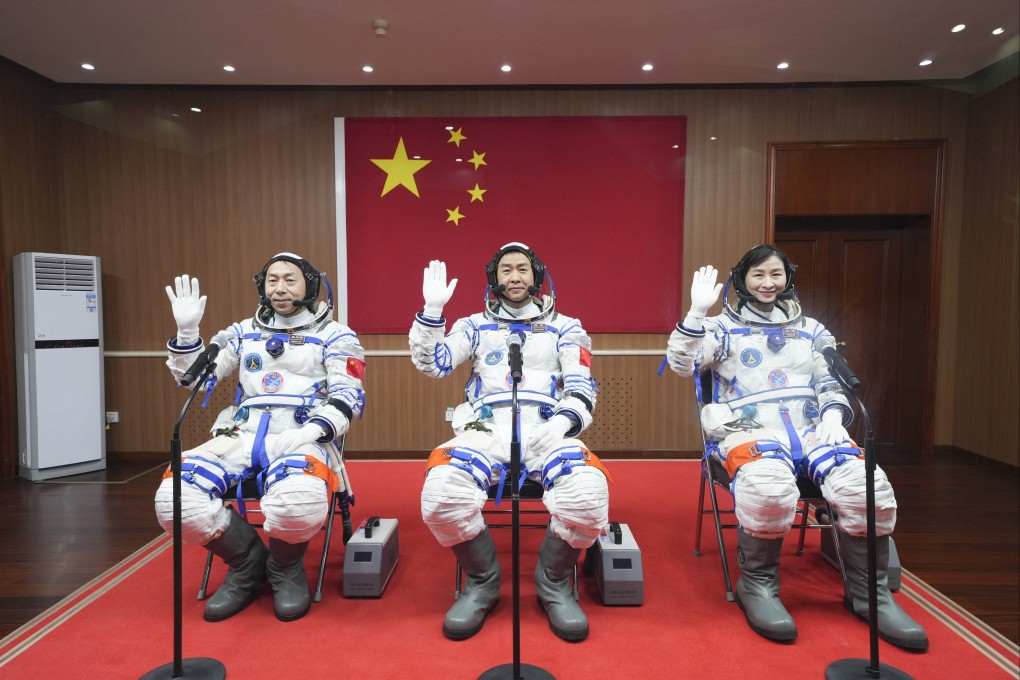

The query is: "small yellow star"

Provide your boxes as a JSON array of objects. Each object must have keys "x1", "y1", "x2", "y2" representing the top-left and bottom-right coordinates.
[
  {"x1": 467, "y1": 184, "x2": 487, "y2": 203},
  {"x1": 370, "y1": 138, "x2": 431, "y2": 197},
  {"x1": 446, "y1": 207, "x2": 465, "y2": 225},
  {"x1": 447, "y1": 127, "x2": 467, "y2": 147},
  {"x1": 469, "y1": 151, "x2": 487, "y2": 170}
]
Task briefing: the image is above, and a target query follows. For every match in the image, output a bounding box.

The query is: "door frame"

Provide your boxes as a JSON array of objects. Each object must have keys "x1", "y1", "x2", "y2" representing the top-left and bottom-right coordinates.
[{"x1": 765, "y1": 140, "x2": 946, "y2": 454}]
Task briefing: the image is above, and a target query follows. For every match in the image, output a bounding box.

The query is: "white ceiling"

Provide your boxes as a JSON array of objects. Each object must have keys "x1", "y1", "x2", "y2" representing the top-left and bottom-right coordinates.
[{"x1": 0, "y1": 0, "x2": 1017, "y2": 87}]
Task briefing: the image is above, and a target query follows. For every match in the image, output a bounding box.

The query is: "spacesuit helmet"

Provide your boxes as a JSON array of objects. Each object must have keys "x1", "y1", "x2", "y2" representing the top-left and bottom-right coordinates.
[
  {"x1": 485, "y1": 242, "x2": 546, "y2": 298},
  {"x1": 253, "y1": 252, "x2": 322, "y2": 311},
  {"x1": 730, "y1": 244, "x2": 798, "y2": 305}
]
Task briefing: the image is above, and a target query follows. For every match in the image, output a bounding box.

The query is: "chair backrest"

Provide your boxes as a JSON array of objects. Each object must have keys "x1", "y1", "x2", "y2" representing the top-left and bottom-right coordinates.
[{"x1": 694, "y1": 367, "x2": 721, "y2": 461}]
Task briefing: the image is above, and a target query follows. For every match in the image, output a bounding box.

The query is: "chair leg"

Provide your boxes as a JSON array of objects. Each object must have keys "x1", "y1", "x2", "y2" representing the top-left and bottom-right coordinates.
[
  {"x1": 707, "y1": 468, "x2": 735, "y2": 602},
  {"x1": 198, "y1": 551, "x2": 214, "y2": 600},
  {"x1": 314, "y1": 491, "x2": 338, "y2": 603},
  {"x1": 825, "y1": 503, "x2": 848, "y2": 585},
  {"x1": 694, "y1": 469, "x2": 707, "y2": 557},
  {"x1": 795, "y1": 501, "x2": 810, "y2": 556}
]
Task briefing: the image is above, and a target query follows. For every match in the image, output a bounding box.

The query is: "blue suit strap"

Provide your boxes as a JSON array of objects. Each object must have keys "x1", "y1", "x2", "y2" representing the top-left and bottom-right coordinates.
[
  {"x1": 251, "y1": 411, "x2": 272, "y2": 475},
  {"x1": 241, "y1": 331, "x2": 324, "y2": 345}
]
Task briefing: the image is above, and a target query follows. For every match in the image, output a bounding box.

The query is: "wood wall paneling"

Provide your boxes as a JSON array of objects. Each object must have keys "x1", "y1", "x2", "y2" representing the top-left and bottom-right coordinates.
[
  {"x1": 954, "y1": 78, "x2": 1020, "y2": 466},
  {"x1": 4, "y1": 55, "x2": 1018, "y2": 470}
]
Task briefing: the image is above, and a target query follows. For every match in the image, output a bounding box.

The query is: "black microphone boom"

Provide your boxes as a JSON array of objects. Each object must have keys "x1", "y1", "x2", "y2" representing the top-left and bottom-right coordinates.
[
  {"x1": 821, "y1": 346, "x2": 861, "y2": 390},
  {"x1": 180, "y1": 342, "x2": 222, "y2": 387},
  {"x1": 507, "y1": 332, "x2": 524, "y2": 382}
]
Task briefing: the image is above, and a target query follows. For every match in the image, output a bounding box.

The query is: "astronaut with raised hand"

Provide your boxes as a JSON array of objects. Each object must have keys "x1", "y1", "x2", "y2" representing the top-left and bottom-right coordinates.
[
  {"x1": 410, "y1": 243, "x2": 609, "y2": 642},
  {"x1": 667, "y1": 244, "x2": 927, "y2": 650},
  {"x1": 155, "y1": 254, "x2": 365, "y2": 623}
]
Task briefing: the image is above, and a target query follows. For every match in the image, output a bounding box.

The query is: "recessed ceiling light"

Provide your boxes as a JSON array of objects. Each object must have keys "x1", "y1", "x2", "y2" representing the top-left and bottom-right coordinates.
[
  {"x1": 223, "y1": 65, "x2": 235, "y2": 72},
  {"x1": 500, "y1": 64, "x2": 512, "y2": 73},
  {"x1": 919, "y1": 59, "x2": 933, "y2": 67},
  {"x1": 81, "y1": 63, "x2": 95, "y2": 70},
  {"x1": 642, "y1": 64, "x2": 653, "y2": 71},
  {"x1": 363, "y1": 65, "x2": 374, "y2": 73},
  {"x1": 777, "y1": 62, "x2": 789, "y2": 70},
  {"x1": 709, "y1": 137, "x2": 717, "y2": 141},
  {"x1": 992, "y1": 27, "x2": 1004, "y2": 35},
  {"x1": 190, "y1": 107, "x2": 202, "y2": 113},
  {"x1": 951, "y1": 24, "x2": 965, "y2": 33}
]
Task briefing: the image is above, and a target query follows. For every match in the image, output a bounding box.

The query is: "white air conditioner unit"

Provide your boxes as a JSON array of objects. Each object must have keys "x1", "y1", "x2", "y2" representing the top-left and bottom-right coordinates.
[{"x1": 14, "y1": 252, "x2": 106, "y2": 480}]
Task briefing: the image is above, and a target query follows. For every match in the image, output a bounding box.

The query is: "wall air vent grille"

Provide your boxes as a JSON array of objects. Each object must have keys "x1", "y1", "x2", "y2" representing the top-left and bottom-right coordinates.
[{"x1": 34, "y1": 256, "x2": 96, "y2": 292}]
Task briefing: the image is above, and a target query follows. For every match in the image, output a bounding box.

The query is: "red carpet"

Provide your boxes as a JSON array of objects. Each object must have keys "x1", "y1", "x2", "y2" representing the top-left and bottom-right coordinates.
[{"x1": 1, "y1": 460, "x2": 1017, "y2": 679}]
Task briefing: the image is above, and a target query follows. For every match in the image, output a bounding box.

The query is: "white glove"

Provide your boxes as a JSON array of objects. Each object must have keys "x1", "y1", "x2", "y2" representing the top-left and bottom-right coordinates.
[
  {"x1": 527, "y1": 415, "x2": 573, "y2": 457},
  {"x1": 422, "y1": 260, "x2": 458, "y2": 319},
  {"x1": 688, "y1": 265, "x2": 723, "y2": 318},
  {"x1": 815, "y1": 409, "x2": 850, "y2": 446},
  {"x1": 165, "y1": 274, "x2": 207, "y2": 342},
  {"x1": 272, "y1": 424, "x2": 326, "y2": 456}
]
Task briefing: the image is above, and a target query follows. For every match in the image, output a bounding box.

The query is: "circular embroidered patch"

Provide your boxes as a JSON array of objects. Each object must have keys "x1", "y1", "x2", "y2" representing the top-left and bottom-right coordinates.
[
  {"x1": 740, "y1": 348, "x2": 763, "y2": 367},
  {"x1": 505, "y1": 371, "x2": 526, "y2": 387},
  {"x1": 767, "y1": 368, "x2": 788, "y2": 388},
  {"x1": 485, "y1": 350, "x2": 505, "y2": 365},
  {"x1": 243, "y1": 353, "x2": 263, "y2": 372},
  {"x1": 262, "y1": 371, "x2": 283, "y2": 393}
]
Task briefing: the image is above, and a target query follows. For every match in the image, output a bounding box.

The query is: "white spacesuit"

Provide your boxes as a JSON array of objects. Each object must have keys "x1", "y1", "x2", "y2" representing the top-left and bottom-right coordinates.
[
  {"x1": 154, "y1": 253, "x2": 365, "y2": 623},
  {"x1": 667, "y1": 244, "x2": 927, "y2": 650},
  {"x1": 410, "y1": 243, "x2": 608, "y2": 642}
]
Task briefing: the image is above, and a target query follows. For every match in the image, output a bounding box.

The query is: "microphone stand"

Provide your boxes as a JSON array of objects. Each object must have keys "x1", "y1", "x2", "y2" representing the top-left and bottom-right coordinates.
[
  {"x1": 480, "y1": 340, "x2": 554, "y2": 680},
  {"x1": 825, "y1": 365, "x2": 913, "y2": 680},
  {"x1": 141, "y1": 359, "x2": 226, "y2": 680}
]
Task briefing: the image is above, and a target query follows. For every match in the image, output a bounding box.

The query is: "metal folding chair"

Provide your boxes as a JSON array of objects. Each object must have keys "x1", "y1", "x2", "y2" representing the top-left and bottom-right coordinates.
[
  {"x1": 691, "y1": 369, "x2": 847, "y2": 601},
  {"x1": 198, "y1": 434, "x2": 354, "y2": 604}
]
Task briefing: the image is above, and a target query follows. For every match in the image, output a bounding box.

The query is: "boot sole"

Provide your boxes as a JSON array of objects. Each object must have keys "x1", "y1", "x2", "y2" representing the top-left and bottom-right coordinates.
[
  {"x1": 274, "y1": 605, "x2": 311, "y2": 623},
  {"x1": 203, "y1": 590, "x2": 258, "y2": 622},
  {"x1": 735, "y1": 590, "x2": 798, "y2": 642},
  {"x1": 442, "y1": 599, "x2": 499, "y2": 640},
  {"x1": 843, "y1": 600, "x2": 929, "y2": 651},
  {"x1": 536, "y1": 596, "x2": 589, "y2": 642}
]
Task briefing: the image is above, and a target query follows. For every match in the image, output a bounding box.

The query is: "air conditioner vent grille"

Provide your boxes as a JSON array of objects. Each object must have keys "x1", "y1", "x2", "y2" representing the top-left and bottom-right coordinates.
[{"x1": 34, "y1": 256, "x2": 96, "y2": 291}]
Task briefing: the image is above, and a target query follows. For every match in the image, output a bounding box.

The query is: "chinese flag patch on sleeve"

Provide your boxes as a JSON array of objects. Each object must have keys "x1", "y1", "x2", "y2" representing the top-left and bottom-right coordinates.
[
  {"x1": 579, "y1": 347, "x2": 593, "y2": 368},
  {"x1": 346, "y1": 357, "x2": 366, "y2": 380}
]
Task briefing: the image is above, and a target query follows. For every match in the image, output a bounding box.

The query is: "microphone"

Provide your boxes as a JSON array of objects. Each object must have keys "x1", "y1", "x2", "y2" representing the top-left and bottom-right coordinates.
[
  {"x1": 821, "y1": 346, "x2": 861, "y2": 390},
  {"x1": 180, "y1": 337, "x2": 226, "y2": 387},
  {"x1": 507, "y1": 330, "x2": 525, "y2": 383}
]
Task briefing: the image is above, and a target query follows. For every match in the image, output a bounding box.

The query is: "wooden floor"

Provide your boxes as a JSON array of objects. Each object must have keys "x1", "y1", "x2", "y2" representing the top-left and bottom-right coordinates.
[{"x1": 0, "y1": 451, "x2": 1017, "y2": 645}]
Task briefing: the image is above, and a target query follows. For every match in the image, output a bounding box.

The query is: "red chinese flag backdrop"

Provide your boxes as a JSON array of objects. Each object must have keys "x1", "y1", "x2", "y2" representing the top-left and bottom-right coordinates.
[{"x1": 340, "y1": 116, "x2": 685, "y2": 333}]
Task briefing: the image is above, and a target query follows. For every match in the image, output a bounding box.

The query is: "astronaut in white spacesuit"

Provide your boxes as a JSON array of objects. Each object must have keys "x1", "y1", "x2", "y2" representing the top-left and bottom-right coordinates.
[
  {"x1": 667, "y1": 244, "x2": 927, "y2": 650},
  {"x1": 155, "y1": 253, "x2": 365, "y2": 623},
  {"x1": 409, "y1": 242, "x2": 609, "y2": 642}
]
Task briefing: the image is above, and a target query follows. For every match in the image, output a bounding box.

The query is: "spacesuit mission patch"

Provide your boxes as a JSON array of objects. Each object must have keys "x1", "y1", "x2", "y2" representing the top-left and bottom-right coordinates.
[
  {"x1": 244, "y1": 353, "x2": 263, "y2": 372},
  {"x1": 740, "y1": 348, "x2": 763, "y2": 367},
  {"x1": 262, "y1": 372, "x2": 283, "y2": 393},
  {"x1": 485, "y1": 350, "x2": 505, "y2": 365}
]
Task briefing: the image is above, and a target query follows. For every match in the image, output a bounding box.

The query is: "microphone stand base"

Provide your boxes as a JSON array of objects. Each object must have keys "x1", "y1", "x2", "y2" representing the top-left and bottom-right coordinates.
[
  {"x1": 479, "y1": 663, "x2": 556, "y2": 680},
  {"x1": 826, "y1": 658, "x2": 915, "y2": 680},
  {"x1": 140, "y1": 658, "x2": 226, "y2": 680}
]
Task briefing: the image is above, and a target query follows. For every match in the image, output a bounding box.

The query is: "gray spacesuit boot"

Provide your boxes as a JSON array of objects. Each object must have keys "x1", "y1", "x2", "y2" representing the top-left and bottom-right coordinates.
[
  {"x1": 445, "y1": 529, "x2": 501, "y2": 639},
  {"x1": 266, "y1": 538, "x2": 311, "y2": 622},
  {"x1": 203, "y1": 511, "x2": 268, "y2": 622},
  {"x1": 839, "y1": 533, "x2": 929, "y2": 650},
  {"x1": 734, "y1": 531, "x2": 797, "y2": 641},
  {"x1": 535, "y1": 528, "x2": 588, "y2": 641}
]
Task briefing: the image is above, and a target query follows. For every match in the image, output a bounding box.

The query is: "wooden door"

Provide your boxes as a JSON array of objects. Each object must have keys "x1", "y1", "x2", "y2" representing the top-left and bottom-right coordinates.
[{"x1": 777, "y1": 217, "x2": 929, "y2": 455}]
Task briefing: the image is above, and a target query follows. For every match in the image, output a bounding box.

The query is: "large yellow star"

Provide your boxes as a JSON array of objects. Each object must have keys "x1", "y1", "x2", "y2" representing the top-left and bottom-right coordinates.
[
  {"x1": 447, "y1": 127, "x2": 466, "y2": 147},
  {"x1": 469, "y1": 151, "x2": 487, "y2": 170},
  {"x1": 446, "y1": 206, "x2": 465, "y2": 225},
  {"x1": 467, "y1": 184, "x2": 487, "y2": 203},
  {"x1": 370, "y1": 138, "x2": 431, "y2": 197}
]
